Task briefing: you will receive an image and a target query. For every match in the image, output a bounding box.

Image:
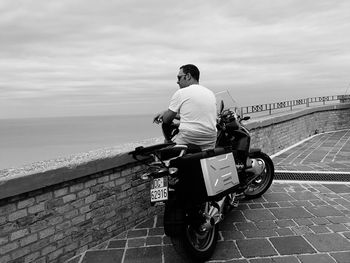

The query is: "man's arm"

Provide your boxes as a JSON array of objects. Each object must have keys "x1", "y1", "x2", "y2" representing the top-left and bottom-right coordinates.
[
  {"x1": 153, "y1": 109, "x2": 177, "y2": 124},
  {"x1": 162, "y1": 109, "x2": 177, "y2": 124}
]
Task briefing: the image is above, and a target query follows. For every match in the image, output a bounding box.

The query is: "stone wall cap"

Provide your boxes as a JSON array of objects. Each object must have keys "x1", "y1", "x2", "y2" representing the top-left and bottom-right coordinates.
[{"x1": 245, "y1": 103, "x2": 350, "y2": 130}]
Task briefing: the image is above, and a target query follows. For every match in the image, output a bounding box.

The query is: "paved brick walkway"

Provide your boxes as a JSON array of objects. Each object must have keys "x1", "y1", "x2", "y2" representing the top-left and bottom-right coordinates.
[
  {"x1": 68, "y1": 130, "x2": 350, "y2": 263},
  {"x1": 72, "y1": 182, "x2": 350, "y2": 263},
  {"x1": 273, "y1": 129, "x2": 350, "y2": 173}
]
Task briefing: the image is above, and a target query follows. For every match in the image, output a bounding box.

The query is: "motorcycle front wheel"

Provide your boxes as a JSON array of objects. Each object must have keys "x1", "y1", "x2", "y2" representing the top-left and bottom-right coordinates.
[
  {"x1": 170, "y1": 203, "x2": 218, "y2": 262},
  {"x1": 244, "y1": 151, "x2": 274, "y2": 199}
]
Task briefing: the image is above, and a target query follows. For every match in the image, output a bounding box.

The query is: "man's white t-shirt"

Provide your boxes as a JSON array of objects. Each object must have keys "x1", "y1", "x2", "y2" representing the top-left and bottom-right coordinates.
[{"x1": 168, "y1": 84, "x2": 217, "y2": 150}]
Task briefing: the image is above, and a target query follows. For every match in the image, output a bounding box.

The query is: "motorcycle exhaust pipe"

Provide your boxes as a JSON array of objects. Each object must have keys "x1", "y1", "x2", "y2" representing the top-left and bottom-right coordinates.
[
  {"x1": 200, "y1": 218, "x2": 215, "y2": 231},
  {"x1": 200, "y1": 199, "x2": 225, "y2": 231},
  {"x1": 200, "y1": 213, "x2": 223, "y2": 231}
]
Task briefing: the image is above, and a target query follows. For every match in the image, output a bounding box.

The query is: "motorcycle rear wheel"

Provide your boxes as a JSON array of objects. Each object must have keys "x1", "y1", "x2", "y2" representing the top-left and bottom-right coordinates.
[
  {"x1": 244, "y1": 151, "x2": 274, "y2": 199},
  {"x1": 170, "y1": 204, "x2": 219, "y2": 262}
]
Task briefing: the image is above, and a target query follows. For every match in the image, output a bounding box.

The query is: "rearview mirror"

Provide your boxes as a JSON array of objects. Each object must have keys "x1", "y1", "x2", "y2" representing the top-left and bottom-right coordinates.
[{"x1": 220, "y1": 100, "x2": 224, "y2": 113}]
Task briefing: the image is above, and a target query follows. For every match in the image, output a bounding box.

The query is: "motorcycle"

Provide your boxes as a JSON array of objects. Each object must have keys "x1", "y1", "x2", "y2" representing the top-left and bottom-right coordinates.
[{"x1": 129, "y1": 91, "x2": 274, "y2": 262}]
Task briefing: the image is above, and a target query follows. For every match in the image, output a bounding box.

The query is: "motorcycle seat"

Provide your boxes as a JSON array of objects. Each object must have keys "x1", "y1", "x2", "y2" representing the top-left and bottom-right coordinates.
[
  {"x1": 171, "y1": 147, "x2": 230, "y2": 166},
  {"x1": 157, "y1": 144, "x2": 198, "y2": 160},
  {"x1": 185, "y1": 144, "x2": 202, "y2": 154}
]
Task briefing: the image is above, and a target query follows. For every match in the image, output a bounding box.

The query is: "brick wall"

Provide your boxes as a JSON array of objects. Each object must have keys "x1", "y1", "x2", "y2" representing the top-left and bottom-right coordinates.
[
  {"x1": 0, "y1": 163, "x2": 161, "y2": 263},
  {"x1": 247, "y1": 105, "x2": 350, "y2": 155},
  {"x1": 0, "y1": 103, "x2": 349, "y2": 263}
]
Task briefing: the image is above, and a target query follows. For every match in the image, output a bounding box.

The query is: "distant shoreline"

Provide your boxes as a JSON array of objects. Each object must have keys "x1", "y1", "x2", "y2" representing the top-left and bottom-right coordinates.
[
  {"x1": 0, "y1": 136, "x2": 163, "y2": 178},
  {"x1": 0, "y1": 113, "x2": 155, "y2": 121}
]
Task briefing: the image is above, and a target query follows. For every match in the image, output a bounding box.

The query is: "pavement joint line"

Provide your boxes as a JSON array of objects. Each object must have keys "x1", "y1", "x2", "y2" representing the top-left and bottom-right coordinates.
[
  {"x1": 275, "y1": 170, "x2": 350, "y2": 175},
  {"x1": 290, "y1": 137, "x2": 324, "y2": 165},
  {"x1": 265, "y1": 237, "x2": 280, "y2": 257},
  {"x1": 312, "y1": 163, "x2": 328, "y2": 169},
  {"x1": 299, "y1": 234, "x2": 320, "y2": 255},
  {"x1": 271, "y1": 134, "x2": 318, "y2": 159},
  {"x1": 322, "y1": 129, "x2": 350, "y2": 163},
  {"x1": 161, "y1": 246, "x2": 165, "y2": 263},
  {"x1": 298, "y1": 132, "x2": 337, "y2": 165},
  {"x1": 120, "y1": 243, "x2": 127, "y2": 263},
  {"x1": 270, "y1": 129, "x2": 350, "y2": 159},
  {"x1": 278, "y1": 134, "x2": 326, "y2": 166},
  {"x1": 299, "y1": 134, "x2": 330, "y2": 164},
  {"x1": 153, "y1": 215, "x2": 157, "y2": 228},
  {"x1": 332, "y1": 130, "x2": 350, "y2": 162},
  {"x1": 273, "y1": 180, "x2": 350, "y2": 185},
  {"x1": 77, "y1": 251, "x2": 86, "y2": 263},
  {"x1": 320, "y1": 128, "x2": 350, "y2": 134}
]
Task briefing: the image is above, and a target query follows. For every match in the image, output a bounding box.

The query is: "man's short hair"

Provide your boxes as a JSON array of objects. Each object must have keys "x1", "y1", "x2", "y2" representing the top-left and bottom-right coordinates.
[{"x1": 180, "y1": 64, "x2": 200, "y2": 82}]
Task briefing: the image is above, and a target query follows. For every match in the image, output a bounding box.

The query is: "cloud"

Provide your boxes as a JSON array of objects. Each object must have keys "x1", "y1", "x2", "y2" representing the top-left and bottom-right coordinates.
[{"x1": 0, "y1": 0, "x2": 349, "y2": 118}]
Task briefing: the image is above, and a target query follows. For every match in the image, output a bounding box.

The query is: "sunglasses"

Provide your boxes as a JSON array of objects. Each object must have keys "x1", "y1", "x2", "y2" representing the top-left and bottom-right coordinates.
[{"x1": 177, "y1": 74, "x2": 187, "y2": 81}]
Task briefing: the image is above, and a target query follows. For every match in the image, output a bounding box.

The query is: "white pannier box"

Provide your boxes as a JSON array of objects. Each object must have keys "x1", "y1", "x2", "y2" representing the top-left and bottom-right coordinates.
[{"x1": 200, "y1": 152, "x2": 240, "y2": 197}]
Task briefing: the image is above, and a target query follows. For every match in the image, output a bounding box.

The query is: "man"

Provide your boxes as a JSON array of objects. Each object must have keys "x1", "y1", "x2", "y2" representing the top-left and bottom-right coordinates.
[{"x1": 153, "y1": 64, "x2": 217, "y2": 150}]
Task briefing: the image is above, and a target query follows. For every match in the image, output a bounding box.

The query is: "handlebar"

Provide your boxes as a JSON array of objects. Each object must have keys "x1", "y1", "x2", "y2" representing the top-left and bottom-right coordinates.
[{"x1": 218, "y1": 109, "x2": 250, "y2": 123}]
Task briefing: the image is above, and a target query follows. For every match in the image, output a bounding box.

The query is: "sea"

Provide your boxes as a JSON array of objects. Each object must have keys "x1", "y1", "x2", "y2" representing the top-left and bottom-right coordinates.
[{"x1": 0, "y1": 115, "x2": 163, "y2": 170}]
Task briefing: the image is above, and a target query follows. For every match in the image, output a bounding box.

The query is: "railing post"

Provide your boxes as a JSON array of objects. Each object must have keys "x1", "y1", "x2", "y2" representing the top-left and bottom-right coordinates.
[
  {"x1": 269, "y1": 104, "x2": 271, "y2": 115},
  {"x1": 306, "y1": 98, "x2": 309, "y2": 107},
  {"x1": 290, "y1": 100, "x2": 293, "y2": 111}
]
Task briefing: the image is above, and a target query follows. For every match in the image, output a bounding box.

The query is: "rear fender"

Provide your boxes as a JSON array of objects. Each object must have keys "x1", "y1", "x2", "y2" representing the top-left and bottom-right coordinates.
[
  {"x1": 249, "y1": 148, "x2": 261, "y2": 155},
  {"x1": 163, "y1": 198, "x2": 185, "y2": 237}
]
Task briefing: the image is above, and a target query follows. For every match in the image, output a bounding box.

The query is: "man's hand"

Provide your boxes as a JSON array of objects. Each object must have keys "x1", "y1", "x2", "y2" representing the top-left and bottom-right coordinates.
[
  {"x1": 153, "y1": 109, "x2": 177, "y2": 124},
  {"x1": 153, "y1": 112, "x2": 164, "y2": 124}
]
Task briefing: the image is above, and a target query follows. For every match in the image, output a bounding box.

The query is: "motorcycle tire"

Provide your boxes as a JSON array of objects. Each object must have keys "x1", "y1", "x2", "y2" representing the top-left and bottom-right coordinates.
[
  {"x1": 244, "y1": 151, "x2": 274, "y2": 199},
  {"x1": 170, "y1": 203, "x2": 219, "y2": 262}
]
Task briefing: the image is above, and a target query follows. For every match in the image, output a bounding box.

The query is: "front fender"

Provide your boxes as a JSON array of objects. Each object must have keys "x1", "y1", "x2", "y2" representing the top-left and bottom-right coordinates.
[{"x1": 249, "y1": 148, "x2": 261, "y2": 155}]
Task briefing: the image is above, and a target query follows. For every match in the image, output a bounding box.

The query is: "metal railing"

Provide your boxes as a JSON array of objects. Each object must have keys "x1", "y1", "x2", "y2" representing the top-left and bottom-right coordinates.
[{"x1": 240, "y1": 95, "x2": 350, "y2": 117}]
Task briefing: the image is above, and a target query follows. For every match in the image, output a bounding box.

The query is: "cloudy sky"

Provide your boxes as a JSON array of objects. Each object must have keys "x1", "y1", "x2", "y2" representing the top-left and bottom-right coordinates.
[{"x1": 1, "y1": 0, "x2": 349, "y2": 119}]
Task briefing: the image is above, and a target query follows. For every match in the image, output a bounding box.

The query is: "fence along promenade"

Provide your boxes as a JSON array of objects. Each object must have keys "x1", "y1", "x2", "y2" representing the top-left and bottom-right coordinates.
[{"x1": 239, "y1": 94, "x2": 350, "y2": 118}]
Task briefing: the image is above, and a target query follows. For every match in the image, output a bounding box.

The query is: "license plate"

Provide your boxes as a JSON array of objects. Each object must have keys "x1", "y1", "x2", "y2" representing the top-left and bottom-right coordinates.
[{"x1": 150, "y1": 177, "x2": 168, "y2": 202}]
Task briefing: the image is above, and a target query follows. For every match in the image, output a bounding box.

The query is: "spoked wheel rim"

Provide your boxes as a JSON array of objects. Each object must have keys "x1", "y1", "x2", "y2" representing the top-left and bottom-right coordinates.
[
  {"x1": 245, "y1": 158, "x2": 272, "y2": 196},
  {"x1": 185, "y1": 224, "x2": 216, "y2": 252}
]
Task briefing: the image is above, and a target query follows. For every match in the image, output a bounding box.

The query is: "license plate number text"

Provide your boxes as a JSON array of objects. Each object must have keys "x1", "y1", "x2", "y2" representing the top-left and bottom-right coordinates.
[{"x1": 150, "y1": 177, "x2": 168, "y2": 202}]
